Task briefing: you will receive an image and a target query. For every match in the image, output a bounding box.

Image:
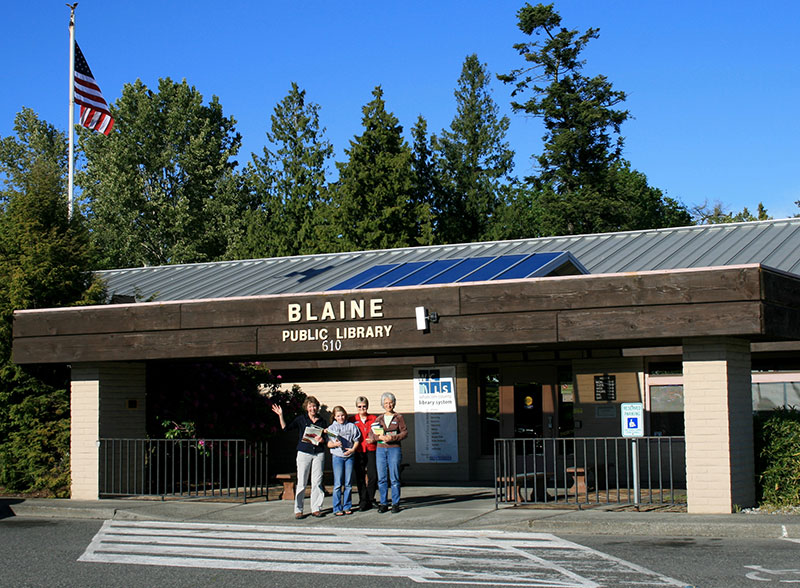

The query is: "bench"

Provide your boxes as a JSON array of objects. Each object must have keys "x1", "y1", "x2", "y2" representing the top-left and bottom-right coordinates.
[
  {"x1": 566, "y1": 466, "x2": 587, "y2": 496},
  {"x1": 497, "y1": 467, "x2": 589, "y2": 502},
  {"x1": 275, "y1": 471, "x2": 339, "y2": 500},
  {"x1": 497, "y1": 472, "x2": 549, "y2": 502},
  {"x1": 275, "y1": 473, "x2": 298, "y2": 501}
]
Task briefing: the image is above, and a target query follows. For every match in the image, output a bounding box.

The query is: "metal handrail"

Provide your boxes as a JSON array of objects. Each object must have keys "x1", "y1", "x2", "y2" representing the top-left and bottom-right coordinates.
[
  {"x1": 98, "y1": 438, "x2": 269, "y2": 502},
  {"x1": 494, "y1": 436, "x2": 686, "y2": 508}
]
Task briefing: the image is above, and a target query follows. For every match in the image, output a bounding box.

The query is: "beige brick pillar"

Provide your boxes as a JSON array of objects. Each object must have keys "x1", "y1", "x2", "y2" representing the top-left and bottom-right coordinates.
[
  {"x1": 683, "y1": 337, "x2": 754, "y2": 513},
  {"x1": 70, "y1": 363, "x2": 146, "y2": 500}
]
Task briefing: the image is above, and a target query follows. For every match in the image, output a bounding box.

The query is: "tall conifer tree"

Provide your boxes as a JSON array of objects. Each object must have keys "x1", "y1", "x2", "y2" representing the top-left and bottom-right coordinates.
[
  {"x1": 434, "y1": 54, "x2": 514, "y2": 244},
  {"x1": 240, "y1": 83, "x2": 334, "y2": 258},
  {"x1": 331, "y1": 87, "x2": 421, "y2": 251},
  {"x1": 0, "y1": 110, "x2": 103, "y2": 495}
]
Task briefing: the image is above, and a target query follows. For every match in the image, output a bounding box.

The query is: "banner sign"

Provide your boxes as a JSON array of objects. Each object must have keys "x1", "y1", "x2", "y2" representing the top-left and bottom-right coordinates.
[{"x1": 414, "y1": 366, "x2": 458, "y2": 463}]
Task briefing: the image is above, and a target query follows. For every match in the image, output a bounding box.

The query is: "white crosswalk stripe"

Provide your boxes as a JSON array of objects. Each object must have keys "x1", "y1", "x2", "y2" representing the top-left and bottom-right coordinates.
[{"x1": 79, "y1": 520, "x2": 686, "y2": 587}]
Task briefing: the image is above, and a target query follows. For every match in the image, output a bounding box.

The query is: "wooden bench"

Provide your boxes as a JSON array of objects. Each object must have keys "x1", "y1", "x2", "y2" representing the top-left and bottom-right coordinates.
[
  {"x1": 275, "y1": 471, "x2": 337, "y2": 500},
  {"x1": 275, "y1": 473, "x2": 297, "y2": 501},
  {"x1": 566, "y1": 466, "x2": 587, "y2": 496}
]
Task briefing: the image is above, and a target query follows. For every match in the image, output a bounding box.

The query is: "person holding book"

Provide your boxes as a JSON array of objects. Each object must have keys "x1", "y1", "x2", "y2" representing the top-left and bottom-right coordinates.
[
  {"x1": 369, "y1": 391, "x2": 408, "y2": 513},
  {"x1": 326, "y1": 406, "x2": 361, "y2": 516},
  {"x1": 272, "y1": 396, "x2": 327, "y2": 519},
  {"x1": 350, "y1": 396, "x2": 378, "y2": 511}
]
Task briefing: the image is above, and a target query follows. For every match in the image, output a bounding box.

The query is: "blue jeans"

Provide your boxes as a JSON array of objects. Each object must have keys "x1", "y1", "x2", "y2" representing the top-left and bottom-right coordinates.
[
  {"x1": 376, "y1": 445, "x2": 402, "y2": 505},
  {"x1": 332, "y1": 455, "x2": 354, "y2": 513}
]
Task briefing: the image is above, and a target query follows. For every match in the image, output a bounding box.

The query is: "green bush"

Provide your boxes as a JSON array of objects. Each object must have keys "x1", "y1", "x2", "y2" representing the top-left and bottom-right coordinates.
[
  {"x1": 754, "y1": 407, "x2": 800, "y2": 507},
  {"x1": 0, "y1": 364, "x2": 72, "y2": 497}
]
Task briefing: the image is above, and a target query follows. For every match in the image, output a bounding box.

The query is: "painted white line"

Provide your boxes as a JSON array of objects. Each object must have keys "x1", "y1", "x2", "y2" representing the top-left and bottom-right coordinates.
[{"x1": 79, "y1": 521, "x2": 686, "y2": 587}]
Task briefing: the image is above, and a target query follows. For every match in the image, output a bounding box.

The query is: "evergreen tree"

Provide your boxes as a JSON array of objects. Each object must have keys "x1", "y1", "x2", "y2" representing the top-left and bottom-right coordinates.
[
  {"x1": 434, "y1": 54, "x2": 514, "y2": 244},
  {"x1": 409, "y1": 116, "x2": 436, "y2": 247},
  {"x1": 499, "y1": 3, "x2": 627, "y2": 196},
  {"x1": 0, "y1": 110, "x2": 103, "y2": 495},
  {"x1": 80, "y1": 78, "x2": 246, "y2": 268},
  {"x1": 499, "y1": 3, "x2": 690, "y2": 235},
  {"x1": 692, "y1": 201, "x2": 771, "y2": 224},
  {"x1": 0, "y1": 108, "x2": 67, "y2": 208},
  {"x1": 331, "y1": 87, "x2": 422, "y2": 251},
  {"x1": 238, "y1": 83, "x2": 334, "y2": 259}
]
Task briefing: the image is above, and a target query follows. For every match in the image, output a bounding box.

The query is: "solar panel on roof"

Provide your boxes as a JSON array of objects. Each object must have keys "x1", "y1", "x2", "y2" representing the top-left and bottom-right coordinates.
[
  {"x1": 327, "y1": 253, "x2": 580, "y2": 291},
  {"x1": 359, "y1": 261, "x2": 430, "y2": 288},
  {"x1": 424, "y1": 257, "x2": 495, "y2": 284},
  {"x1": 460, "y1": 254, "x2": 526, "y2": 282},
  {"x1": 495, "y1": 251, "x2": 561, "y2": 279},
  {"x1": 392, "y1": 259, "x2": 462, "y2": 286},
  {"x1": 329, "y1": 263, "x2": 399, "y2": 290}
]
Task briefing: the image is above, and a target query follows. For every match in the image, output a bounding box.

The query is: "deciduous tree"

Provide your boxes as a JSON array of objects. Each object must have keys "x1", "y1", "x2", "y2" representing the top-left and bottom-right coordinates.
[{"x1": 80, "y1": 78, "x2": 245, "y2": 268}]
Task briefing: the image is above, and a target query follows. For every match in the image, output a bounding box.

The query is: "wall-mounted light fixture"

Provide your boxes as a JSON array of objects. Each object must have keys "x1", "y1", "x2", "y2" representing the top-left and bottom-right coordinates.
[{"x1": 415, "y1": 306, "x2": 439, "y2": 332}]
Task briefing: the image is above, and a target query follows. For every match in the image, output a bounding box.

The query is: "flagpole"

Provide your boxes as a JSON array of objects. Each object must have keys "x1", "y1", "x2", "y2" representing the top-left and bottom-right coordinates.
[{"x1": 67, "y1": 3, "x2": 78, "y2": 219}]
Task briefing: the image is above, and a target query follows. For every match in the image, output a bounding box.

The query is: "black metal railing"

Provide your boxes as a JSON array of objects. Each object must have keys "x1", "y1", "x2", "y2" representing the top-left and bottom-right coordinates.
[
  {"x1": 494, "y1": 436, "x2": 686, "y2": 507},
  {"x1": 98, "y1": 438, "x2": 269, "y2": 502}
]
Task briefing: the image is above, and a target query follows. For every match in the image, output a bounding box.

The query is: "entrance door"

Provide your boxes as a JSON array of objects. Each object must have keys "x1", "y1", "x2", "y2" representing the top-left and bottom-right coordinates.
[
  {"x1": 492, "y1": 365, "x2": 558, "y2": 440},
  {"x1": 513, "y1": 382, "x2": 543, "y2": 437}
]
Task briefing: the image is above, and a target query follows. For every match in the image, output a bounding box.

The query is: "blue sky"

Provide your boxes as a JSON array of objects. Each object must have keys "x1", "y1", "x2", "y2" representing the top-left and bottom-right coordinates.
[{"x1": 4, "y1": 1, "x2": 799, "y2": 219}]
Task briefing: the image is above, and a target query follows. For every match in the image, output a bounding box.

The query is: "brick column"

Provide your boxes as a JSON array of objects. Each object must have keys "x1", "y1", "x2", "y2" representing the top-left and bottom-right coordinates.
[
  {"x1": 70, "y1": 363, "x2": 146, "y2": 500},
  {"x1": 682, "y1": 337, "x2": 754, "y2": 513}
]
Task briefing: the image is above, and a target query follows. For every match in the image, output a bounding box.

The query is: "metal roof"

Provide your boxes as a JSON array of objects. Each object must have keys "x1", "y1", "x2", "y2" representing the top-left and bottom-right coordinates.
[{"x1": 97, "y1": 218, "x2": 800, "y2": 302}]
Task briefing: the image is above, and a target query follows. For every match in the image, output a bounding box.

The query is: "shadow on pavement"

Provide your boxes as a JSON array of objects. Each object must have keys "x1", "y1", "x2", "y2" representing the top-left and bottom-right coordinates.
[
  {"x1": 0, "y1": 498, "x2": 24, "y2": 520},
  {"x1": 399, "y1": 491, "x2": 493, "y2": 508}
]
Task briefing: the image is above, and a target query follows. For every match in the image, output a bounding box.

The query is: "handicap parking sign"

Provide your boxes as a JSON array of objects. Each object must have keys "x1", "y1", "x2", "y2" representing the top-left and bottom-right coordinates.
[{"x1": 621, "y1": 403, "x2": 644, "y2": 437}]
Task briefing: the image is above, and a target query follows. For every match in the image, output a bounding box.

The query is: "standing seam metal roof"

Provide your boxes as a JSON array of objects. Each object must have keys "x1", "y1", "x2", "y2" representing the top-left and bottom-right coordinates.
[{"x1": 97, "y1": 218, "x2": 800, "y2": 302}]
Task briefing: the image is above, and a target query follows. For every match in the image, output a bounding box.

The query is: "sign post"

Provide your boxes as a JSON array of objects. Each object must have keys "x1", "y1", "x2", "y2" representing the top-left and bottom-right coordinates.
[{"x1": 621, "y1": 403, "x2": 644, "y2": 506}]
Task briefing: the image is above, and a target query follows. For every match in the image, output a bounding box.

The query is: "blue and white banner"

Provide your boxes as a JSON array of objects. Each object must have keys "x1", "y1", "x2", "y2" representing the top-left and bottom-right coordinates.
[{"x1": 414, "y1": 367, "x2": 458, "y2": 463}]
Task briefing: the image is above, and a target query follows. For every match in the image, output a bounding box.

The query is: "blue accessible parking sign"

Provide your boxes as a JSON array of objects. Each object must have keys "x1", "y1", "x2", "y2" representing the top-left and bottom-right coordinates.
[{"x1": 621, "y1": 403, "x2": 644, "y2": 437}]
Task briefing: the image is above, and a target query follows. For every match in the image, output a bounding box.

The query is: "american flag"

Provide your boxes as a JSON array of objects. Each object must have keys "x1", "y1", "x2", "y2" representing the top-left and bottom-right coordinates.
[{"x1": 73, "y1": 43, "x2": 114, "y2": 135}]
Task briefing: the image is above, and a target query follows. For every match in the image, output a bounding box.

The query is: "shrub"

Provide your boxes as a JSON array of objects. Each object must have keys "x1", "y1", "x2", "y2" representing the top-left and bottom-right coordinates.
[{"x1": 754, "y1": 407, "x2": 800, "y2": 507}]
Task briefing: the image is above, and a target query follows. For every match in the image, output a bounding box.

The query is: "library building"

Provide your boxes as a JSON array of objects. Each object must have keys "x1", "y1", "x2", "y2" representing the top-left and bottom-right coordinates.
[{"x1": 12, "y1": 218, "x2": 800, "y2": 513}]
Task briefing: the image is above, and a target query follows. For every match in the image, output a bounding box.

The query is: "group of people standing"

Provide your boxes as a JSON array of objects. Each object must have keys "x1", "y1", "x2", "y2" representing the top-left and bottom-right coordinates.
[{"x1": 271, "y1": 392, "x2": 408, "y2": 519}]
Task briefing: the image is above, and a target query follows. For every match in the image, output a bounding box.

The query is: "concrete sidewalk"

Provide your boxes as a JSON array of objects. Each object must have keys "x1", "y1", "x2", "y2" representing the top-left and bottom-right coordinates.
[{"x1": 3, "y1": 485, "x2": 799, "y2": 539}]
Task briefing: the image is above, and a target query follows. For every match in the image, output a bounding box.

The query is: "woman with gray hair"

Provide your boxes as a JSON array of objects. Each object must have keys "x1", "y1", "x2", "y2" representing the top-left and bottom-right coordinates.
[{"x1": 368, "y1": 391, "x2": 408, "y2": 513}]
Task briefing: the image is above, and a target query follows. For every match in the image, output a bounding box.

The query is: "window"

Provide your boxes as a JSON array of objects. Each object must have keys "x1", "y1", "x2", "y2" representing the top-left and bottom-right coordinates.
[
  {"x1": 649, "y1": 384, "x2": 684, "y2": 436},
  {"x1": 752, "y1": 381, "x2": 800, "y2": 412}
]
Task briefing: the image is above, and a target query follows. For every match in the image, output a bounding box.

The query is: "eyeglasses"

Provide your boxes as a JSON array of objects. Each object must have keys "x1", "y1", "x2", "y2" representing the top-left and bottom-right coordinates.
[{"x1": 357, "y1": 405, "x2": 367, "y2": 409}]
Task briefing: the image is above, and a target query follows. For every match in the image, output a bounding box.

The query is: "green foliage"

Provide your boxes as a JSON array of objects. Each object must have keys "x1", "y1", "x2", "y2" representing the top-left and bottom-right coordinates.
[
  {"x1": 0, "y1": 366, "x2": 71, "y2": 496},
  {"x1": 0, "y1": 110, "x2": 104, "y2": 496},
  {"x1": 499, "y1": 3, "x2": 628, "y2": 194},
  {"x1": 0, "y1": 108, "x2": 67, "y2": 207},
  {"x1": 692, "y1": 201, "x2": 771, "y2": 224},
  {"x1": 331, "y1": 87, "x2": 428, "y2": 251},
  {"x1": 236, "y1": 83, "x2": 335, "y2": 259},
  {"x1": 433, "y1": 54, "x2": 514, "y2": 244},
  {"x1": 497, "y1": 4, "x2": 691, "y2": 235},
  {"x1": 409, "y1": 116, "x2": 436, "y2": 247},
  {"x1": 754, "y1": 407, "x2": 800, "y2": 507},
  {"x1": 534, "y1": 163, "x2": 692, "y2": 235},
  {"x1": 80, "y1": 78, "x2": 246, "y2": 268}
]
